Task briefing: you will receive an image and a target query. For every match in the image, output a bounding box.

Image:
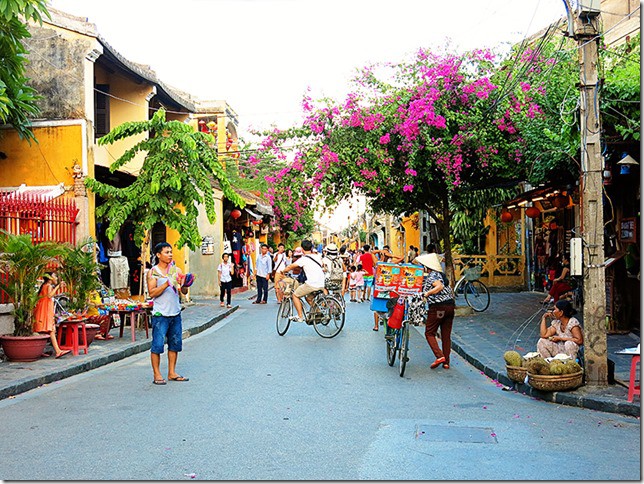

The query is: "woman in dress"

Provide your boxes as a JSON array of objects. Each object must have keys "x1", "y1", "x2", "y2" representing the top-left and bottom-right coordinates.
[
  {"x1": 537, "y1": 299, "x2": 583, "y2": 359},
  {"x1": 33, "y1": 272, "x2": 70, "y2": 358},
  {"x1": 415, "y1": 253, "x2": 456, "y2": 369},
  {"x1": 543, "y1": 255, "x2": 572, "y2": 304}
]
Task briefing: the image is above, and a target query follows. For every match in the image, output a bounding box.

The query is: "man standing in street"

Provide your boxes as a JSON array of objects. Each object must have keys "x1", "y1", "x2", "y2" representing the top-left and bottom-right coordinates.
[
  {"x1": 254, "y1": 243, "x2": 272, "y2": 304},
  {"x1": 273, "y1": 243, "x2": 288, "y2": 303},
  {"x1": 359, "y1": 244, "x2": 378, "y2": 301},
  {"x1": 148, "y1": 242, "x2": 191, "y2": 385}
]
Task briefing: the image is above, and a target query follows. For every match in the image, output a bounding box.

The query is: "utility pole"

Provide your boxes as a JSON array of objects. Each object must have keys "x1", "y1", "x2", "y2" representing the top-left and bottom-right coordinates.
[{"x1": 568, "y1": 0, "x2": 608, "y2": 385}]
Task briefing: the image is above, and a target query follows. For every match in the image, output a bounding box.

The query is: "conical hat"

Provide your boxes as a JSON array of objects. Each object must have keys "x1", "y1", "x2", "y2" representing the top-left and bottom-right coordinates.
[{"x1": 414, "y1": 253, "x2": 442, "y2": 272}]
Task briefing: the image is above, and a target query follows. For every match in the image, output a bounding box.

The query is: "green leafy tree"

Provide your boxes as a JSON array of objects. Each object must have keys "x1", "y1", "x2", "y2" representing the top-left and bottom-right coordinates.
[
  {"x1": 85, "y1": 108, "x2": 245, "y2": 250},
  {"x1": 0, "y1": 0, "x2": 49, "y2": 141}
]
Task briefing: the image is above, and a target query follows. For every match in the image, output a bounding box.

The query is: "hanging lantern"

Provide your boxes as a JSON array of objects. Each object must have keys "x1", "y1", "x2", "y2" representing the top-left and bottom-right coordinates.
[
  {"x1": 549, "y1": 221, "x2": 558, "y2": 230},
  {"x1": 252, "y1": 219, "x2": 262, "y2": 225},
  {"x1": 230, "y1": 208, "x2": 242, "y2": 219},
  {"x1": 526, "y1": 206, "x2": 541, "y2": 219},
  {"x1": 552, "y1": 195, "x2": 568, "y2": 209},
  {"x1": 500, "y1": 210, "x2": 514, "y2": 223}
]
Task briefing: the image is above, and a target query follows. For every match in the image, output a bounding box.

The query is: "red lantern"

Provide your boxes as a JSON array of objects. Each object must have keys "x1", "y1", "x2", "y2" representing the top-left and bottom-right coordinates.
[
  {"x1": 230, "y1": 209, "x2": 242, "y2": 219},
  {"x1": 252, "y1": 219, "x2": 262, "y2": 225},
  {"x1": 526, "y1": 206, "x2": 541, "y2": 219},
  {"x1": 552, "y1": 195, "x2": 568, "y2": 209},
  {"x1": 500, "y1": 211, "x2": 514, "y2": 223},
  {"x1": 549, "y1": 221, "x2": 558, "y2": 230}
]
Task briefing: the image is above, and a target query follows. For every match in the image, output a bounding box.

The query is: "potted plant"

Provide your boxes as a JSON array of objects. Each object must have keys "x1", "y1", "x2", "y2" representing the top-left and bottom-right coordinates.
[
  {"x1": 0, "y1": 231, "x2": 63, "y2": 361},
  {"x1": 56, "y1": 238, "x2": 103, "y2": 345}
]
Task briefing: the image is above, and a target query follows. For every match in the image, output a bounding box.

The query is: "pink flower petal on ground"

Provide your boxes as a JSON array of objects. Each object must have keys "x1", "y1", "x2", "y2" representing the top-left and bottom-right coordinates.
[
  {"x1": 489, "y1": 331, "x2": 496, "y2": 335},
  {"x1": 490, "y1": 432, "x2": 497, "y2": 437},
  {"x1": 482, "y1": 406, "x2": 488, "y2": 409}
]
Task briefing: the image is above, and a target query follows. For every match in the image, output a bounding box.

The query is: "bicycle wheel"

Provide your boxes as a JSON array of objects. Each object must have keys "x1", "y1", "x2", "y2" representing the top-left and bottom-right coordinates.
[
  {"x1": 386, "y1": 327, "x2": 397, "y2": 366},
  {"x1": 464, "y1": 280, "x2": 490, "y2": 312},
  {"x1": 276, "y1": 299, "x2": 292, "y2": 335},
  {"x1": 312, "y1": 295, "x2": 345, "y2": 338},
  {"x1": 398, "y1": 321, "x2": 410, "y2": 377}
]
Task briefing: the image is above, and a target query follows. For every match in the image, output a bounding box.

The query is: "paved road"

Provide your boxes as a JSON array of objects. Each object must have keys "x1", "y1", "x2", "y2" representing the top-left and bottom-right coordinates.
[{"x1": 0, "y1": 297, "x2": 639, "y2": 480}]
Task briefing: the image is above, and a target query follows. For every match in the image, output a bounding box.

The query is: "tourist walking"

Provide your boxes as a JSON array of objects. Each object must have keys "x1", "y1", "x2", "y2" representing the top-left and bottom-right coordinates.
[
  {"x1": 148, "y1": 242, "x2": 192, "y2": 385},
  {"x1": 218, "y1": 252, "x2": 234, "y2": 308},
  {"x1": 254, "y1": 243, "x2": 272, "y2": 304}
]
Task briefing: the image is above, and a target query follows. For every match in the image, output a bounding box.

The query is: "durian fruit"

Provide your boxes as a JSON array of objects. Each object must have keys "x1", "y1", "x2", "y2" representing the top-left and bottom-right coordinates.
[
  {"x1": 526, "y1": 357, "x2": 550, "y2": 375},
  {"x1": 562, "y1": 360, "x2": 582, "y2": 374},
  {"x1": 549, "y1": 360, "x2": 565, "y2": 375},
  {"x1": 504, "y1": 350, "x2": 522, "y2": 367}
]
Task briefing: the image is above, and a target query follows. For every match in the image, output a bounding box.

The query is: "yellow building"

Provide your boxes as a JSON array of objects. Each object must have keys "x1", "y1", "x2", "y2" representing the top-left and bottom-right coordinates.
[{"x1": 0, "y1": 8, "x2": 247, "y2": 298}]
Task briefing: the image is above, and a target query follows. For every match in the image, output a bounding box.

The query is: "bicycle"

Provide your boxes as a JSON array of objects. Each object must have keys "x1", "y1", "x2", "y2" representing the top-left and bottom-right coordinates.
[
  {"x1": 453, "y1": 261, "x2": 490, "y2": 312},
  {"x1": 276, "y1": 278, "x2": 345, "y2": 338},
  {"x1": 384, "y1": 294, "x2": 425, "y2": 377}
]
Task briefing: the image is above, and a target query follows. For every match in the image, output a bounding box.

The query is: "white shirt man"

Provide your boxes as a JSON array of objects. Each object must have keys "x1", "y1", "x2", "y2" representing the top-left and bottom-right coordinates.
[{"x1": 278, "y1": 239, "x2": 325, "y2": 322}]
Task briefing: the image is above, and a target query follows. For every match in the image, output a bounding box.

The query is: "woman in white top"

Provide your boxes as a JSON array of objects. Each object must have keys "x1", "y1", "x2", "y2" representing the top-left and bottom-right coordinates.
[
  {"x1": 218, "y1": 253, "x2": 235, "y2": 308},
  {"x1": 537, "y1": 299, "x2": 584, "y2": 359}
]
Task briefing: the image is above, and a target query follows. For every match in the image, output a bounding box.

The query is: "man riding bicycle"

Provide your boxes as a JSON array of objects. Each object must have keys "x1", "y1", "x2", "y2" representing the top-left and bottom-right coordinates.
[{"x1": 277, "y1": 239, "x2": 325, "y2": 323}]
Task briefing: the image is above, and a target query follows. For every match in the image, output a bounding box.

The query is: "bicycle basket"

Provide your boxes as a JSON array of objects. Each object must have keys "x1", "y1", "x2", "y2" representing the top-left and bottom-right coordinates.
[{"x1": 463, "y1": 266, "x2": 482, "y2": 281}]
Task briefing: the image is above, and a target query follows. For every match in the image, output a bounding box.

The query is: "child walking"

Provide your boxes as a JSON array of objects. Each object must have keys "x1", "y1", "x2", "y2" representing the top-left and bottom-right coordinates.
[
  {"x1": 218, "y1": 253, "x2": 234, "y2": 308},
  {"x1": 354, "y1": 264, "x2": 366, "y2": 302},
  {"x1": 33, "y1": 272, "x2": 70, "y2": 358}
]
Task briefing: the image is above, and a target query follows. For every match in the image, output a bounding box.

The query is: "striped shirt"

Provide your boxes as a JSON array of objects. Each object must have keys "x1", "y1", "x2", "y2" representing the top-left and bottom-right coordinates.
[{"x1": 423, "y1": 271, "x2": 455, "y2": 306}]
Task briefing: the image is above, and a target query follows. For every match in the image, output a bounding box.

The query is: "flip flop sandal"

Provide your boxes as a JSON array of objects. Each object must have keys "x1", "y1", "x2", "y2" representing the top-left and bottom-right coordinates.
[
  {"x1": 55, "y1": 350, "x2": 71, "y2": 359},
  {"x1": 169, "y1": 376, "x2": 189, "y2": 382},
  {"x1": 153, "y1": 379, "x2": 167, "y2": 385}
]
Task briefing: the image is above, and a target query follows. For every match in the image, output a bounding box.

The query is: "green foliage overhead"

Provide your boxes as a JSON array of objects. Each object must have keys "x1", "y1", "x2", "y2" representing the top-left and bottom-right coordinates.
[
  {"x1": 85, "y1": 109, "x2": 245, "y2": 250},
  {"x1": 0, "y1": 0, "x2": 50, "y2": 141}
]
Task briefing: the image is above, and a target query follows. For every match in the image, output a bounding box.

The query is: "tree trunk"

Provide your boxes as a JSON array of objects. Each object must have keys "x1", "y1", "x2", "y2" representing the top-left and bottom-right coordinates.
[{"x1": 439, "y1": 201, "x2": 456, "y2": 287}]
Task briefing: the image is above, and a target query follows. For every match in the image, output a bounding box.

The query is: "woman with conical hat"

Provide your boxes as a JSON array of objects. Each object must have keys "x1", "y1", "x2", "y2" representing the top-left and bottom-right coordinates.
[{"x1": 414, "y1": 253, "x2": 456, "y2": 369}]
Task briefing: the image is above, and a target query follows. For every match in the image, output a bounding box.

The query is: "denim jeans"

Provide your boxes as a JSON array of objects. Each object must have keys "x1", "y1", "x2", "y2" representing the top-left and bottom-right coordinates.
[
  {"x1": 151, "y1": 314, "x2": 182, "y2": 354},
  {"x1": 256, "y1": 275, "x2": 268, "y2": 302}
]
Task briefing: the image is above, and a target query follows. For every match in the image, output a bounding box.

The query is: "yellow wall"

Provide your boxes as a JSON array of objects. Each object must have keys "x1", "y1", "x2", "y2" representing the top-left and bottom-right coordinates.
[
  {"x1": 0, "y1": 125, "x2": 82, "y2": 187},
  {"x1": 401, "y1": 213, "x2": 420, "y2": 252},
  {"x1": 93, "y1": 64, "x2": 153, "y2": 175},
  {"x1": 166, "y1": 228, "x2": 186, "y2": 274}
]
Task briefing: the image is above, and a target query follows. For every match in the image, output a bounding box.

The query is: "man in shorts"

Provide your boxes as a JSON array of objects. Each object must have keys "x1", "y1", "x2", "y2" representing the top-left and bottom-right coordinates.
[
  {"x1": 359, "y1": 244, "x2": 378, "y2": 301},
  {"x1": 147, "y1": 242, "x2": 191, "y2": 385},
  {"x1": 277, "y1": 239, "x2": 325, "y2": 323}
]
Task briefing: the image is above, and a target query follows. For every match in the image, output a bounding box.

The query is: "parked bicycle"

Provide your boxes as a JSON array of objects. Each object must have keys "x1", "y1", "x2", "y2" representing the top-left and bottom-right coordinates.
[
  {"x1": 453, "y1": 260, "x2": 490, "y2": 312},
  {"x1": 276, "y1": 278, "x2": 345, "y2": 338},
  {"x1": 53, "y1": 293, "x2": 70, "y2": 322}
]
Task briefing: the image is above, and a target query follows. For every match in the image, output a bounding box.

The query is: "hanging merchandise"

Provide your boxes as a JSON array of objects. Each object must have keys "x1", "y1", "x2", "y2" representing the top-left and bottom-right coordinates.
[
  {"x1": 222, "y1": 233, "x2": 232, "y2": 254},
  {"x1": 387, "y1": 297, "x2": 405, "y2": 329}
]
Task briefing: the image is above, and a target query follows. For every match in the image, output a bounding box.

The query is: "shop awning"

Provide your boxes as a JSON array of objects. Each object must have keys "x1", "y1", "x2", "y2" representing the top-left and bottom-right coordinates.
[
  {"x1": 244, "y1": 207, "x2": 263, "y2": 220},
  {"x1": 502, "y1": 183, "x2": 573, "y2": 209}
]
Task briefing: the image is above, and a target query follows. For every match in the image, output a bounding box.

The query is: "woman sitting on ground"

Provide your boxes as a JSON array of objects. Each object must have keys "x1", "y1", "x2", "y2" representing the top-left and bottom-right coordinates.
[{"x1": 537, "y1": 299, "x2": 584, "y2": 360}]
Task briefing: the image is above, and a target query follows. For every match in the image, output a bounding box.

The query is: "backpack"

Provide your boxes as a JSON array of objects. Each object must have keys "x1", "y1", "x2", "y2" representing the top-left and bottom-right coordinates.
[{"x1": 325, "y1": 256, "x2": 344, "y2": 291}]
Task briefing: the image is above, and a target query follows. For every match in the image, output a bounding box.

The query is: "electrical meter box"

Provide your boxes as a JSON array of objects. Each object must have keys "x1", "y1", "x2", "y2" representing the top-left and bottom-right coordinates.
[
  {"x1": 570, "y1": 237, "x2": 583, "y2": 276},
  {"x1": 573, "y1": 0, "x2": 601, "y2": 16}
]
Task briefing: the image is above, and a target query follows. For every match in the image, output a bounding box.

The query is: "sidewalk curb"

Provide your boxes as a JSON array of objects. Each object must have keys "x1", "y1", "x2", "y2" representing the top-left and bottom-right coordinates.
[
  {"x1": 450, "y1": 339, "x2": 640, "y2": 417},
  {"x1": 0, "y1": 306, "x2": 238, "y2": 401}
]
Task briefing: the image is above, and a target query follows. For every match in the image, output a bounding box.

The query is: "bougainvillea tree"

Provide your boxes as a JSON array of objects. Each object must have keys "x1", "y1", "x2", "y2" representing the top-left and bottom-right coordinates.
[{"x1": 252, "y1": 47, "x2": 553, "y2": 281}]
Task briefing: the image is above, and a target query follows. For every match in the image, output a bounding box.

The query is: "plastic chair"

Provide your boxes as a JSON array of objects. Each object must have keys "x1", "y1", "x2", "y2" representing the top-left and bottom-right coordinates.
[{"x1": 627, "y1": 355, "x2": 640, "y2": 403}]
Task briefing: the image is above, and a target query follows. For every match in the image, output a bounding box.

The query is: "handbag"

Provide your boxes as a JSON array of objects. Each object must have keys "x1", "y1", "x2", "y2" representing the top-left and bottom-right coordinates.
[
  {"x1": 387, "y1": 298, "x2": 405, "y2": 329},
  {"x1": 223, "y1": 233, "x2": 232, "y2": 254}
]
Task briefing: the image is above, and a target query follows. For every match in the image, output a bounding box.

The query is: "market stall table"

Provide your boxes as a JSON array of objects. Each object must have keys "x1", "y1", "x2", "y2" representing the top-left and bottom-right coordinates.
[{"x1": 105, "y1": 306, "x2": 151, "y2": 342}]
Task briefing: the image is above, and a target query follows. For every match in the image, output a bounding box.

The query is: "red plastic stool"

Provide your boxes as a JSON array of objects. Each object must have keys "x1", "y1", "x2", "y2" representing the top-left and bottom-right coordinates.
[
  {"x1": 57, "y1": 320, "x2": 88, "y2": 356},
  {"x1": 627, "y1": 355, "x2": 640, "y2": 402}
]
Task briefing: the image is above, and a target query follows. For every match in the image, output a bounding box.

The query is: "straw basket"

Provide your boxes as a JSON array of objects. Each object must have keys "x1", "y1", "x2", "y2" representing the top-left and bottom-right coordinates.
[
  {"x1": 506, "y1": 365, "x2": 528, "y2": 383},
  {"x1": 527, "y1": 371, "x2": 583, "y2": 392}
]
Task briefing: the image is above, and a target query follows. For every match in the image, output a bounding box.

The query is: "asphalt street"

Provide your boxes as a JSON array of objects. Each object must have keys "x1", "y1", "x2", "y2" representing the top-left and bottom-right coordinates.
[{"x1": 0, "y1": 296, "x2": 639, "y2": 480}]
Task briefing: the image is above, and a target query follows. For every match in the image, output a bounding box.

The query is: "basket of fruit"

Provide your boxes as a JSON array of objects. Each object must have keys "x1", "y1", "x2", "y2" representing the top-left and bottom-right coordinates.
[
  {"x1": 525, "y1": 355, "x2": 584, "y2": 391},
  {"x1": 503, "y1": 350, "x2": 528, "y2": 383}
]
